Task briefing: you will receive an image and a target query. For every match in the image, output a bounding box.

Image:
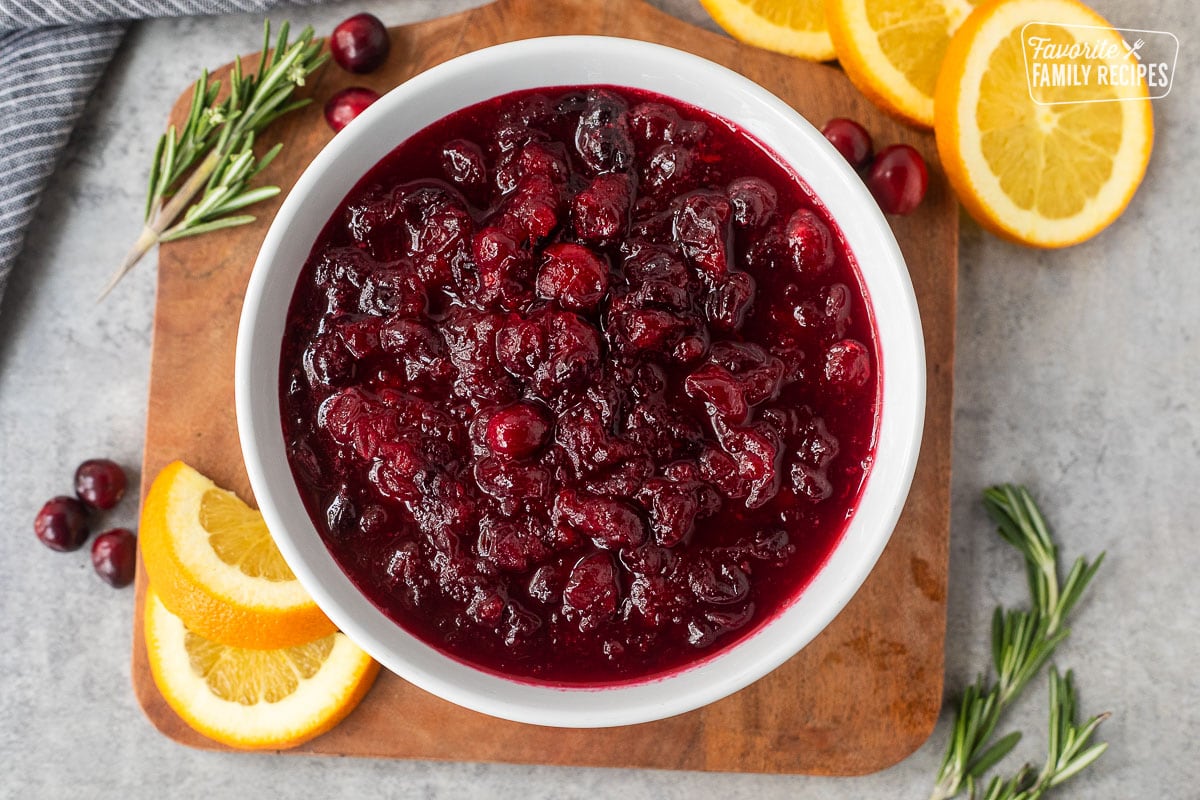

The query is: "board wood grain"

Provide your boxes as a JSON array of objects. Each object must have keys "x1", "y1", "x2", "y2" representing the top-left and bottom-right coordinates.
[{"x1": 130, "y1": 0, "x2": 957, "y2": 774}]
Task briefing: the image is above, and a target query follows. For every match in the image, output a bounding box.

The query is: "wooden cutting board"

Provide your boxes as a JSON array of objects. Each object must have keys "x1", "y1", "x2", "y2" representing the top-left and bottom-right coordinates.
[{"x1": 130, "y1": 0, "x2": 957, "y2": 775}]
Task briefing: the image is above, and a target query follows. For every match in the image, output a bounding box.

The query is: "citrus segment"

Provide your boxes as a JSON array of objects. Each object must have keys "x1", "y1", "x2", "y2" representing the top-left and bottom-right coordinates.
[
  {"x1": 701, "y1": 0, "x2": 836, "y2": 61},
  {"x1": 827, "y1": 0, "x2": 981, "y2": 126},
  {"x1": 934, "y1": 0, "x2": 1153, "y2": 246},
  {"x1": 144, "y1": 589, "x2": 379, "y2": 750},
  {"x1": 140, "y1": 461, "x2": 336, "y2": 649},
  {"x1": 200, "y1": 488, "x2": 295, "y2": 581}
]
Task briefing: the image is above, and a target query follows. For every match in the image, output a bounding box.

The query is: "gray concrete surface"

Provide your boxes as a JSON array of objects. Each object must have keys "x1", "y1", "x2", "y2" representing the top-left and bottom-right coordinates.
[{"x1": 1, "y1": 0, "x2": 1195, "y2": 797}]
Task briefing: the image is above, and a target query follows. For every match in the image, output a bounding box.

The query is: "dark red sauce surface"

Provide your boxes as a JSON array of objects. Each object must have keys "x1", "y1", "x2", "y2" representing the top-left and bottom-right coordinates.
[{"x1": 280, "y1": 86, "x2": 880, "y2": 685}]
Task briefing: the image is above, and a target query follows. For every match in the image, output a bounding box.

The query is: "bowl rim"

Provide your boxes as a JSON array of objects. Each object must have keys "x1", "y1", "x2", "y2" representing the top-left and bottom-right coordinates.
[{"x1": 236, "y1": 34, "x2": 925, "y2": 728}]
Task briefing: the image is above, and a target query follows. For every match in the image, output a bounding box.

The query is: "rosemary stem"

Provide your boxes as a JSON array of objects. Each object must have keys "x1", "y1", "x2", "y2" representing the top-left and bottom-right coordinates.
[{"x1": 99, "y1": 150, "x2": 221, "y2": 300}]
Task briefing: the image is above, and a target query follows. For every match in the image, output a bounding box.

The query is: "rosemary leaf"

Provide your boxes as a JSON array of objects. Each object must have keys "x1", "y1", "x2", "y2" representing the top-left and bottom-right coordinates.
[
  {"x1": 160, "y1": 214, "x2": 257, "y2": 241},
  {"x1": 255, "y1": 19, "x2": 270, "y2": 79},
  {"x1": 966, "y1": 730, "x2": 1022, "y2": 780},
  {"x1": 145, "y1": 134, "x2": 166, "y2": 220},
  {"x1": 213, "y1": 185, "x2": 281, "y2": 215},
  {"x1": 250, "y1": 142, "x2": 284, "y2": 178}
]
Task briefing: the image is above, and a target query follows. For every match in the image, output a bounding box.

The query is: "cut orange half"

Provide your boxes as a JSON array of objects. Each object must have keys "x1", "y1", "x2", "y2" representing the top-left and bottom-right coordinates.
[
  {"x1": 702, "y1": 0, "x2": 836, "y2": 61},
  {"x1": 934, "y1": 0, "x2": 1154, "y2": 247},
  {"x1": 140, "y1": 461, "x2": 336, "y2": 649},
  {"x1": 144, "y1": 588, "x2": 378, "y2": 750},
  {"x1": 827, "y1": 0, "x2": 982, "y2": 127}
]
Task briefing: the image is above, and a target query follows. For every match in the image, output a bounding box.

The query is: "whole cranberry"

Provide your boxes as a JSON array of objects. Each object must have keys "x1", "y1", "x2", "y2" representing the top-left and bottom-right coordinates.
[
  {"x1": 486, "y1": 402, "x2": 552, "y2": 459},
  {"x1": 91, "y1": 528, "x2": 137, "y2": 588},
  {"x1": 74, "y1": 458, "x2": 126, "y2": 510},
  {"x1": 34, "y1": 496, "x2": 90, "y2": 552},
  {"x1": 727, "y1": 177, "x2": 777, "y2": 228},
  {"x1": 821, "y1": 118, "x2": 873, "y2": 169},
  {"x1": 824, "y1": 339, "x2": 872, "y2": 389},
  {"x1": 785, "y1": 209, "x2": 834, "y2": 275},
  {"x1": 329, "y1": 13, "x2": 391, "y2": 74},
  {"x1": 866, "y1": 144, "x2": 928, "y2": 215},
  {"x1": 324, "y1": 87, "x2": 381, "y2": 133}
]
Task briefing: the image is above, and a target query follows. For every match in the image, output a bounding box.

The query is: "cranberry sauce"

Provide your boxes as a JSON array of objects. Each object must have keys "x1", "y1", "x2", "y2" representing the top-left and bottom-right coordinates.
[{"x1": 280, "y1": 86, "x2": 880, "y2": 684}]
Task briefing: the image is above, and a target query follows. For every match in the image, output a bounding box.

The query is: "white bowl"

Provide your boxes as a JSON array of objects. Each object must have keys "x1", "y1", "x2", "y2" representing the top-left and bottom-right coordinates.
[{"x1": 236, "y1": 35, "x2": 925, "y2": 728}]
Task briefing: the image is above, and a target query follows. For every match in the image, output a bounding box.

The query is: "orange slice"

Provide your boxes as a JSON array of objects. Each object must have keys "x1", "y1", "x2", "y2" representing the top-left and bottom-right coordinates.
[
  {"x1": 934, "y1": 0, "x2": 1154, "y2": 247},
  {"x1": 144, "y1": 588, "x2": 378, "y2": 750},
  {"x1": 140, "y1": 461, "x2": 336, "y2": 649},
  {"x1": 827, "y1": 0, "x2": 982, "y2": 127},
  {"x1": 701, "y1": 0, "x2": 836, "y2": 61}
]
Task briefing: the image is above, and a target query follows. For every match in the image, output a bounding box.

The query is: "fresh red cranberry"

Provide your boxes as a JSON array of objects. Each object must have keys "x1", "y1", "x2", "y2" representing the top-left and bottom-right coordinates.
[
  {"x1": 74, "y1": 458, "x2": 126, "y2": 510},
  {"x1": 866, "y1": 144, "x2": 928, "y2": 215},
  {"x1": 329, "y1": 13, "x2": 391, "y2": 74},
  {"x1": 91, "y1": 528, "x2": 137, "y2": 587},
  {"x1": 34, "y1": 496, "x2": 89, "y2": 552},
  {"x1": 822, "y1": 118, "x2": 873, "y2": 169},
  {"x1": 485, "y1": 402, "x2": 552, "y2": 459},
  {"x1": 535, "y1": 243, "x2": 609, "y2": 311},
  {"x1": 324, "y1": 87, "x2": 380, "y2": 133}
]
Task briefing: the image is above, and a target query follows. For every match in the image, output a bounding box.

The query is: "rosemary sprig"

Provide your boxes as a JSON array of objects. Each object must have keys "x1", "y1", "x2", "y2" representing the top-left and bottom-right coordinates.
[
  {"x1": 974, "y1": 669, "x2": 1110, "y2": 800},
  {"x1": 930, "y1": 485, "x2": 1105, "y2": 800},
  {"x1": 101, "y1": 20, "x2": 328, "y2": 299}
]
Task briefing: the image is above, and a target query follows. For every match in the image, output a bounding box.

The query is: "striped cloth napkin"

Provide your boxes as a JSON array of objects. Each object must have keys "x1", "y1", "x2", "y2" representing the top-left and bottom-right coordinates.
[{"x1": 0, "y1": 0, "x2": 310, "y2": 309}]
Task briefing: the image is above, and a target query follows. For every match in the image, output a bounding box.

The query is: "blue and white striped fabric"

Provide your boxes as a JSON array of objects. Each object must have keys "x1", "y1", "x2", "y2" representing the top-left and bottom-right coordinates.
[{"x1": 0, "y1": 0, "x2": 310, "y2": 308}]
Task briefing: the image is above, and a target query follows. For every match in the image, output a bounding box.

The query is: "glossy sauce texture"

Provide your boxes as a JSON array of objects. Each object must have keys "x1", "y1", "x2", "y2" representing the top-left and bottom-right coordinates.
[{"x1": 280, "y1": 86, "x2": 879, "y2": 684}]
